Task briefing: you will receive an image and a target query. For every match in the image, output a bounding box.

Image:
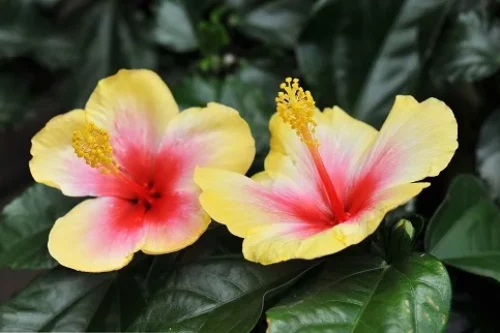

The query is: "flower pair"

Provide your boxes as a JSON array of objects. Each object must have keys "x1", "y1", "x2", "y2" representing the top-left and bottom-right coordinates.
[{"x1": 30, "y1": 70, "x2": 458, "y2": 272}]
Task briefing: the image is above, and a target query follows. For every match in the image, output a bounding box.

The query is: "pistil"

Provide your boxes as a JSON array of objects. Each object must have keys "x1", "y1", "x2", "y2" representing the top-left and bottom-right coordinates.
[
  {"x1": 276, "y1": 78, "x2": 347, "y2": 221},
  {"x1": 72, "y1": 120, "x2": 153, "y2": 201}
]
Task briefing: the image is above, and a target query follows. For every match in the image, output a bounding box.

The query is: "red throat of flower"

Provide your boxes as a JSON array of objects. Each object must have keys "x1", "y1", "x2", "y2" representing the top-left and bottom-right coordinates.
[
  {"x1": 71, "y1": 121, "x2": 159, "y2": 207},
  {"x1": 276, "y1": 78, "x2": 349, "y2": 223}
]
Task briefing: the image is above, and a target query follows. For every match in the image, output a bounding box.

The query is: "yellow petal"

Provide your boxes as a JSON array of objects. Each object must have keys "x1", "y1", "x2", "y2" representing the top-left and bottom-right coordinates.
[
  {"x1": 242, "y1": 182, "x2": 429, "y2": 265},
  {"x1": 161, "y1": 102, "x2": 255, "y2": 175},
  {"x1": 29, "y1": 109, "x2": 133, "y2": 197},
  {"x1": 48, "y1": 198, "x2": 145, "y2": 272},
  {"x1": 196, "y1": 167, "x2": 429, "y2": 265},
  {"x1": 85, "y1": 69, "x2": 179, "y2": 144},
  {"x1": 358, "y1": 96, "x2": 458, "y2": 190},
  {"x1": 31, "y1": 109, "x2": 85, "y2": 156}
]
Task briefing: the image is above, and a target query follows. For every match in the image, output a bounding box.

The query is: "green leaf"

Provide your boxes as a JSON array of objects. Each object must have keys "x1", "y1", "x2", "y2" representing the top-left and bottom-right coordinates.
[
  {"x1": 87, "y1": 272, "x2": 147, "y2": 332},
  {"x1": 0, "y1": 184, "x2": 80, "y2": 269},
  {"x1": 297, "y1": 0, "x2": 453, "y2": 127},
  {"x1": 431, "y1": 11, "x2": 500, "y2": 82},
  {"x1": 0, "y1": 0, "x2": 78, "y2": 69},
  {"x1": 63, "y1": 0, "x2": 158, "y2": 108},
  {"x1": 127, "y1": 256, "x2": 314, "y2": 332},
  {"x1": 173, "y1": 75, "x2": 222, "y2": 109},
  {"x1": 267, "y1": 254, "x2": 451, "y2": 333},
  {"x1": 425, "y1": 174, "x2": 500, "y2": 282},
  {"x1": 477, "y1": 109, "x2": 500, "y2": 198},
  {"x1": 234, "y1": 0, "x2": 311, "y2": 47},
  {"x1": 152, "y1": 0, "x2": 198, "y2": 52},
  {"x1": 0, "y1": 268, "x2": 114, "y2": 331}
]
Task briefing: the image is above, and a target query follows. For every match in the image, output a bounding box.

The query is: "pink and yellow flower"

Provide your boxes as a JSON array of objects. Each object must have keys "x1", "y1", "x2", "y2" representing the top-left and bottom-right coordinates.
[
  {"x1": 195, "y1": 78, "x2": 458, "y2": 265},
  {"x1": 29, "y1": 69, "x2": 255, "y2": 272}
]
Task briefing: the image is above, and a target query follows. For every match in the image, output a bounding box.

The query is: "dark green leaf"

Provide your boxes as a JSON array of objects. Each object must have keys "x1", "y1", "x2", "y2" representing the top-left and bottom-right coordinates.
[
  {"x1": 87, "y1": 273, "x2": 147, "y2": 332},
  {"x1": 173, "y1": 75, "x2": 222, "y2": 109},
  {"x1": 0, "y1": 0, "x2": 77, "y2": 69},
  {"x1": 297, "y1": 0, "x2": 453, "y2": 127},
  {"x1": 425, "y1": 175, "x2": 500, "y2": 282},
  {"x1": 431, "y1": 11, "x2": 500, "y2": 82},
  {"x1": 152, "y1": 0, "x2": 198, "y2": 52},
  {"x1": 64, "y1": 0, "x2": 158, "y2": 108},
  {"x1": 127, "y1": 256, "x2": 314, "y2": 333},
  {"x1": 235, "y1": 0, "x2": 310, "y2": 47},
  {"x1": 267, "y1": 254, "x2": 451, "y2": 333},
  {"x1": 0, "y1": 184, "x2": 80, "y2": 269},
  {"x1": 477, "y1": 109, "x2": 500, "y2": 198},
  {"x1": 198, "y1": 6, "x2": 230, "y2": 56},
  {"x1": 0, "y1": 268, "x2": 113, "y2": 332}
]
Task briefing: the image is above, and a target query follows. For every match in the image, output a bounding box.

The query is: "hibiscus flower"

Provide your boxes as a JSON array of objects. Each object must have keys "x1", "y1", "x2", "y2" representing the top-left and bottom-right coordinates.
[
  {"x1": 30, "y1": 69, "x2": 255, "y2": 272},
  {"x1": 195, "y1": 77, "x2": 458, "y2": 265}
]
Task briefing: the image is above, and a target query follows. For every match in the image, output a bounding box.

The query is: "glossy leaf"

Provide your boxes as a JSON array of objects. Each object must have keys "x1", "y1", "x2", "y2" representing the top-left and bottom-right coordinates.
[
  {"x1": 64, "y1": 0, "x2": 157, "y2": 108},
  {"x1": 431, "y1": 11, "x2": 500, "y2": 82},
  {"x1": 235, "y1": 0, "x2": 311, "y2": 47},
  {"x1": 425, "y1": 175, "x2": 500, "y2": 282},
  {"x1": 127, "y1": 256, "x2": 314, "y2": 333},
  {"x1": 267, "y1": 254, "x2": 451, "y2": 333},
  {"x1": 0, "y1": 184, "x2": 80, "y2": 269},
  {"x1": 0, "y1": 268, "x2": 114, "y2": 331},
  {"x1": 297, "y1": 0, "x2": 452, "y2": 127},
  {"x1": 152, "y1": 0, "x2": 198, "y2": 52},
  {"x1": 477, "y1": 109, "x2": 500, "y2": 198}
]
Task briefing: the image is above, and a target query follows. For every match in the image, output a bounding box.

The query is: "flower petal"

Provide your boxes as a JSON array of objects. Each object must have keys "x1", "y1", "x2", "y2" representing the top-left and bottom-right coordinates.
[
  {"x1": 141, "y1": 102, "x2": 255, "y2": 254},
  {"x1": 86, "y1": 69, "x2": 178, "y2": 143},
  {"x1": 355, "y1": 96, "x2": 458, "y2": 191},
  {"x1": 48, "y1": 197, "x2": 145, "y2": 272},
  {"x1": 29, "y1": 110, "x2": 133, "y2": 197},
  {"x1": 141, "y1": 193, "x2": 211, "y2": 254},
  {"x1": 195, "y1": 167, "x2": 428, "y2": 265},
  {"x1": 85, "y1": 69, "x2": 180, "y2": 185},
  {"x1": 266, "y1": 107, "x2": 378, "y2": 202},
  {"x1": 160, "y1": 103, "x2": 255, "y2": 175},
  {"x1": 195, "y1": 168, "x2": 333, "y2": 243}
]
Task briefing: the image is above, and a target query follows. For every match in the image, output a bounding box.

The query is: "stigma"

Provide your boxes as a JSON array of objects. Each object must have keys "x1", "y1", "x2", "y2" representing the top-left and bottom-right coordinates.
[
  {"x1": 72, "y1": 122, "x2": 118, "y2": 174},
  {"x1": 275, "y1": 77, "x2": 318, "y2": 147}
]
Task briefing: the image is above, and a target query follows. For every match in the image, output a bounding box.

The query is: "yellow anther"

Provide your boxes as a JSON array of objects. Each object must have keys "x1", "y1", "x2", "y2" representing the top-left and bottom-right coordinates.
[
  {"x1": 72, "y1": 122, "x2": 118, "y2": 174},
  {"x1": 275, "y1": 77, "x2": 318, "y2": 146}
]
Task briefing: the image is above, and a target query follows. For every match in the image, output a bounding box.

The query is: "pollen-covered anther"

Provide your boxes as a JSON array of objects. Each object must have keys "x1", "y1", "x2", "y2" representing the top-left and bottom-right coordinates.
[
  {"x1": 72, "y1": 122, "x2": 118, "y2": 173},
  {"x1": 275, "y1": 77, "x2": 318, "y2": 146}
]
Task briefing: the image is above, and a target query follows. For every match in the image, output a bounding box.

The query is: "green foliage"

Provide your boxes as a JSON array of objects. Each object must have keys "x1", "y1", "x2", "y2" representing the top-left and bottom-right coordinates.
[
  {"x1": 0, "y1": 268, "x2": 114, "y2": 331},
  {"x1": 477, "y1": 109, "x2": 500, "y2": 198},
  {"x1": 128, "y1": 257, "x2": 315, "y2": 332},
  {"x1": 426, "y1": 175, "x2": 500, "y2": 282},
  {"x1": 0, "y1": 184, "x2": 79, "y2": 269},
  {"x1": 297, "y1": 0, "x2": 453, "y2": 127},
  {"x1": 2, "y1": 0, "x2": 500, "y2": 332},
  {"x1": 266, "y1": 254, "x2": 451, "y2": 333},
  {"x1": 431, "y1": 11, "x2": 500, "y2": 82}
]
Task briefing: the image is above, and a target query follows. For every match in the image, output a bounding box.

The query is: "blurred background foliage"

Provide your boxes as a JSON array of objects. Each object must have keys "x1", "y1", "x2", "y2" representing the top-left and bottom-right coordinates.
[{"x1": 1, "y1": 0, "x2": 500, "y2": 332}]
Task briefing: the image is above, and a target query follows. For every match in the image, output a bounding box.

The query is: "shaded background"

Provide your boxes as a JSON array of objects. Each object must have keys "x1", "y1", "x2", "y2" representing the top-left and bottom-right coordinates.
[{"x1": 1, "y1": 0, "x2": 500, "y2": 332}]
